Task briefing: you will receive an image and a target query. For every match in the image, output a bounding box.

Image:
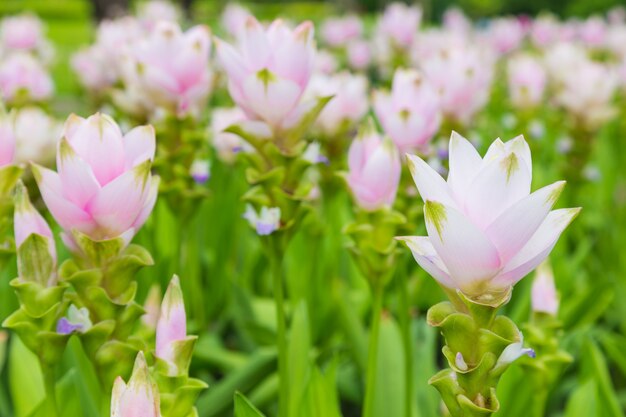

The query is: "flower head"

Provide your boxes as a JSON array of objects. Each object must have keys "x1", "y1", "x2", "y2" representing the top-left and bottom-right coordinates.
[
  {"x1": 111, "y1": 352, "x2": 161, "y2": 417},
  {"x1": 243, "y1": 205, "x2": 281, "y2": 236},
  {"x1": 57, "y1": 305, "x2": 92, "y2": 335},
  {"x1": 156, "y1": 275, "x2": 187, "y2": 371}
]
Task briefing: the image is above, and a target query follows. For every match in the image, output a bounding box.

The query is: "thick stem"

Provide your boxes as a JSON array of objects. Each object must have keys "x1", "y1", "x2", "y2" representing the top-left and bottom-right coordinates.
[
  {"x1": 42, "y1": 362, "x2": 58, "y2": 417},
  {"x1": 363, "y1": 283, "x2": 384, "y2": 417},
  {"x1": 269, "y1": 237, "x2": 289, "y2": 417}
]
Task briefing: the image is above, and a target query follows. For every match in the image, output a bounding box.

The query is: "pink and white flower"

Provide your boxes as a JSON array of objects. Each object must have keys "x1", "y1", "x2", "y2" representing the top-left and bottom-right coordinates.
[
  {"x1": 531, "y1": 261, "x2": 559, "y2": 315},
  {"x1": 111, "y1": 352, "x2": 161, "y2": 417},
  {"x1": 321, "y1": 15, "x2": 363, "y2": 47},
  {"x1": 0, "y1": 53, "x2": 53, "y2": 103},
  {"x1": 156, "y1": 275, "x2": 189, "y2": 374},
  {"x1": 0, "y1": 14, "x2": 44, "y2": 52},
  {"x1": 377, "y1": 3, "x2": 421, "y2": 48},
  {"x1": 507, "y1": 54, "x2": 547, "y2": 109},
  {"x1": 400, "y1": 133, "x2": 580, "y2": 297}
]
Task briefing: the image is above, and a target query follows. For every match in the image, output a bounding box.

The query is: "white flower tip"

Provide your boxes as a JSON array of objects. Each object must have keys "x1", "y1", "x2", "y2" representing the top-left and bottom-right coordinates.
[{"x1": 455, "y1": 352, "x2": 469, "y2": 371}]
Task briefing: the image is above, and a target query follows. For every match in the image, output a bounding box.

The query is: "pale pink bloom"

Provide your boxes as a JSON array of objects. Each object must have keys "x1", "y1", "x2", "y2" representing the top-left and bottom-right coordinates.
[
  {"x1": 138, "y1": 0, "x2": 181, "y2": 30},
  {"x1": 606, "y1": 26, "x2": 626, "y2": 58},
  {"x1": 13, "y1": 106, "x2": 60, "y2": 165},
  {"x1": 210, "y1": 106, "x2": 250, "y2": 163},
  {"x1": 543, "y1": 42, "x2": 587, "y2": 83},
  {"x1": 0, "y1": 53, "x2": 53, "y2": 103},
  {"x1": 321, "y1": 15, "x2": 362, "y2": 47},
  {"x1": 347, "y1": 40, "x2": 371, "y2": 70},
  {"x1": 558, "y1": 20, "x2": 579, "y2": 42},
  {"x1": 347, "y1": 125, "x2": 401, "y2": 211},
  {"x1": 33, "y1": 113, "x2": 158, "y2": 246},
  {"x1": 126, "y1": 22, "x2": 212, "y2": 116},
  {"x1": 111, "y1": 352, "x2": 161, "y2": 417},
  {"x1": 96, "y1": 17, "x2": 144, "y2": 55},
  {"x1": 531, "y1": 261, "x2": 559, "y2": 315},
  {"x1": 378, "y1": 3, "x2": 421, "y2": 48},
  {"x1": 156, "y1": 275, "x2": 187, "y2": 373},
  {"x1": 507, "y1": 54, "x2": 547, "y2": 109},
  {"x1": 315, "y1": 49, "x2": 339, "y2": 75},
  {"x1": 215, "y1": 17, "x2": 316, "y2": 130},
  {"x1": 401, "y1": 133, "x2": 579, "y2": 297},
  {"x1": 443, "y1": 7, "x2": 472, "y2": 34},
  {"x1": 373, "y1": 69, "x2": 441, "y2": 153},
  {"x1": 578, "y1": 16, "x2": 606, "y2": 47},
  {"x1": 0, "y1": 112, "x2": 15, "y2": 167},
  {"x1": 221, "y1": 3, "x2": 252, "y2": 38},
  {"x1": 608, "y1": 6, "x2": 626, "y2": 25},
  {"x1": 71, "y1": 45, "x2": 117, "y2": 92},
  {"x1": 486, "y1": 17, "x2": 525, "y2": 54},
  {"x1": 530, "y1": 15, "x2": 560, "y2": 47},
  {"x1": 14, "y1": 181, "x2": 56, "y2": 266},
  {"x1": 421, "y1": 46, "x2": 495, "y2": 124},
  {"x1": 307, "y1": 72, "x2": 369, "y2": 135},
  {"x1": 0, "y1": 14, "x2": 43, "y2": 51}
]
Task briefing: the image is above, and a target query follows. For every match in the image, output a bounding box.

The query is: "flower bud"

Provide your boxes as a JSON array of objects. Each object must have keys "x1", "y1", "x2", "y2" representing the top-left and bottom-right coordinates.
[
  {"x1": 14, "y1": 180, "x2": 56, "y2": 263},
  {"x1": 111, "y1": 352, "x2": 161, "y2": 417},
  {"x1": 156, "y1": 275, "x2": 186, "y2": 366},
  {"x1": 531, "y1": 261, "x2": 559, "y2": 315}
]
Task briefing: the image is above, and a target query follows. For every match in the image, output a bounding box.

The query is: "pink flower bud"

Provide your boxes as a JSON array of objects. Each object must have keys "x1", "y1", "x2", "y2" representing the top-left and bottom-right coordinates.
[
  {"x1": 13, "y1": 181, "x2": 56, "y2": 263},
  {"x1": 321, "y1": 15, "x2": 362, "y2": 47},
  {"x1": 347, "y1": 123, "x2": 401, "y2": 211},
  {"x1": 0, "y1": 53, "x2": 53, "y2": 104},
  {"x1": 111, "y1": 352, "x2": 161, "y2": 417},
  {"x1": 0, "y1": 14, "x2": 43, "y2": 51},
  {"x1": 578, "y1": 16, "x2": 606, "y2": 47},
  {"x1": 531, "y1": 261, "x2": 559, "y2": 315},
  {"x1": 215, "y1": 17, "x2": 316, "y2": 130},
  {"x1": 33, "y1": 113, "x2": 158, "y2": 246},
  {"x1": 156, "y1": 275, "x2": 186, "y2": 366},
  {"x1": 401, "y1": 133, "x2": 580, "y2": 297},
  {"x1": 0, "y1": 111, "x2": 15, "y2": 167},
  {"x1": 374, "y1": 69, "x2": 441, "y2": 153},
  {"x1": 507, "y1": 54, "x2": 547, "y2": 109}
]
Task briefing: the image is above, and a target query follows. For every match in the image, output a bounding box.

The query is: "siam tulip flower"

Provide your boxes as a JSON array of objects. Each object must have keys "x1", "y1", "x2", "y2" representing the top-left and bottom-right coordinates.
[
  {"x1": 346, "y1": 40, "x2": 372, "y2": 71},
  {"x1": 215, "y1": 17, "x2": 316, "y2": 131},
  {"x1": 0, "y1": 53, "x2": 53, "y2": 104},
  {"x1": 13, "y1": 106, "x2": 60, "y2": 164},
  {"x1": 507, "y1": 54, "x2": 547, "y2": 110},
  {"x1": 578, "y1": 16, "x2": 607, "y2": 47},
  {"x1": 400, "y1": 133, "x2": 580, "y2": 297},
  {"x1": 306, "y1": 71, "x2": 369, "y2": 136},
  {"x1": 606, "y1": 26, "x2": 626, "y2": 59},
  {"x1": 321, "y1": 15, "x2": 363, "y2": 47},
  {"x1": 543, "y1": 42, "x2": 587, "y2": 83},
  {"x1": 125, "y1": 22, "x2": 213, "y2": 117},
  {"x1": 156, "y1": 275, "x2": 188, "y2": 374},
  {"x1": 56, "y1": 305, "x2": 92, "y2": 335},
  {"x1": 373, "y1": 68, "x2": 441, "y2": 153},
  {"x1": 14, "y1": 181, "x2": 56, "y2": 264},
  {"x1": 531, "y1": 261, "x2": 559, "y2": 315},
  {"x1": 111, "y1": 352, "x2": 161, "y2": 417},
  {"x1": 71, "y1": 45, "x2": 118, "y2": 93},
  {"x1": 138, "y1": 0, "x2": 181, "y2": 31},
  {"x1": 0, "y1": 14, "x2": 43, "y2": 52},
  {"x1": 443, "y1": 7, "x2": 472, "y2": 35},
  {"x1": 530, "y1": 15, "x2": 560, "y2": 47},
  {"x1": 243, "y1": 205, "x2": 281, "y2": 236},
  {"x1": 190, "y1": 159, "x2": 210, "y2": 184},
  {"x1": 608, "y1": 6, "x2": 626, "y2": 25},
  {"x1": 377, "y1": 3, "x2": 421, "y2": 48},
  {"x1": 314, "y1": 49, "x2": 338, "y2": 75},
  {"x1": 210, "y1": 106, "x2": 251, "y2": 163},
  {"x1": 33, "y1": 113, "x2": 158, "y2": 248},
  {"x1": 420, "y1": 45, "x2": 495, "y2": 124},
  {"x1": 221, "y1": 3, "x2": 252, "y2": 39},
  {"x1": 485, "y1": 17, "x2": 526, "y2": 55},
  {"x1": 0, "y1": 111, "x2": 15, "y2": 167},
  {"x1": 347, "y1": 122, "x2": 401, "y2": 211}
]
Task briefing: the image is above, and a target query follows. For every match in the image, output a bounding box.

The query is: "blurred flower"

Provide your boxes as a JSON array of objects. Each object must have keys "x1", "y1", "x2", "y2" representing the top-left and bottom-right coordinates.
[
  {"x1": 443, "y1": 7, "x2": 472, "y2": 34},
  {"x1": 485, "y1": 17, "x2": 525, "y2": 54},
  {"x1": 507, "y1": 54, "x2": 546, "y2": 110},
  {"x1": 608, "y1": 6, "x2": 626, "y2": 25},
  {"x1": 243, "y1": 205, "x2": 281, "y2": 236},
  {"x1": 529, "y1": 120, "x2": 545, "y2": 139},
  {"x1": 215, "y1": 17, "x2": 316, "y2": 131},
  {"x1": 302, "y1": 142, "x2": 328, "y2": 165},
  {"x1": 125, "y1": 22, "x2": 213, "y2": 117},
  {"x1": 314, "y1": 49, "x2": 338, "y2": 75},
  {"x1": 190, "y1": 159, "x2": 210, "y2": 184},
  {"x1": 111, "y1": 352, "x2": 161, "y2": 417},
  {"x1": 578, "y1": 15, "x2": 606, "y2": 47},
  {"x1": 306, "y1": 71, "x2": 369, "y2": 136},
  {"x1": 138, "y1": 0, "x2": 181, "y2": 30},
  {"x1": 210, "y1": 106, "x2": 250, "y2": 163},
  {"x1": 321, "y1": 15, "x2": 362, "y2": 47},
  {"x1": 531, "y1": 261, "x2": 559, "y2": 315},
  {"x1": 156, "y1": 275, "x2": 187, "y2": 373},
  {"x1": 142, "y1": 284, "x2": 161, "y2": 329},
  {"x1": 33, "y1": 113, "x2": 158, "y2": 248},
  {"x1": 0, "y1": 53, "x2": 53, "y2": 104},
  {"x1": 495, "y1": 331, "x2": 535, "y2": 370},
  {"x1": 347, "y1": 40, "x2": 371, "y2": 71},
  {"x1": 13, "y1": 106, "x2": 60, "y2": 164},
  {"x1": 221, "y1": 3, "x2": 252, "y2": 38},
  {"x1": 14, "y1": 181, "x2": 56, "y2": 264},
  {"x1": 347, "y1": 121, "x2": 401, "y2": 211},
  {"x1": 0, "y1": 110, "x2": 15, "y2": 167},
  {"x1": 401, "y1": 133, "x2": 580, "y2": 297},
  {"x1": 530, "y1": 15, "x2": 560, "y2": 47},
  {"x1": 377, "y1": 3, "x2": 421, "y2": 48},
  {"x1": 373, "y1": 68, "x2": 441, "y2": 153},
  {"x1": 72, "y1": 45, "x2": 117, "y2": 93},
  {"x1": 57, "y1": 305, "x2": 92, "y2": 335},
  {"x1": 0, "y1": 14, "x2": 43, "y2": 52}
]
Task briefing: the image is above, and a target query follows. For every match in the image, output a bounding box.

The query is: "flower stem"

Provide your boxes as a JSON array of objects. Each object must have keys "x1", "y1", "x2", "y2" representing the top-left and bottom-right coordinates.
[
  {"x1": 363, "y1": 283, "x2": 384, "y2": 417},
  {"x1": 398, "y1": 272, "x2": 413, "y2": 417},
  {"x1": 42, "y1": 362, "x2": 58, "y2": 417},
  {"x1": 269, "y1": 236, "x2": 289, "y2": 417}
]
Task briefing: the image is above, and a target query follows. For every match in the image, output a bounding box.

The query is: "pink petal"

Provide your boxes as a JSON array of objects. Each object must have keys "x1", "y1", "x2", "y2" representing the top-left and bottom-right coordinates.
[
  {"x1": 447, "y1": 131, "x2": 482, "y2": 203},
  {"x1": 124, "y1": 125, "x2": 156, "y2": 168},
  {"x1": 406, "y1": 154, "x2": 457, "y2": 208},
  {"x1": 57, "y1": 139, "x2": 101, "y2": 209},
  {"x1": 241, "y1": 72, "x2": 301, "y2": 126}
]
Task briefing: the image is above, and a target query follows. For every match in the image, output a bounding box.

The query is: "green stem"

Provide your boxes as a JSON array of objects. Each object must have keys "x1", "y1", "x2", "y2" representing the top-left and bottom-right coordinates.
[
  {"x1": 398, "y1": 272, "x2": 413, "y2": 417},
  {"x1": 42, "y1": 362, "x2": 58, "y2": 417},
  {"x1": 363, "y1": 283, "x2": 384, "y2": 417},
  {"x1": 269, "y1": 237, "x2": 289, "y2": 417}
]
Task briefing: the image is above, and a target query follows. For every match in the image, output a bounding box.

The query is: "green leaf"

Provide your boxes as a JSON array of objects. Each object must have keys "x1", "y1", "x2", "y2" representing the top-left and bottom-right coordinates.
[
  {"x1": 234, "y1": 392, "x2": 267, "y2": 417},
  {"x1": 8, "y1": 336, "x2": 44, "y2": 417},
  {"x1": 371, "y1": 315, "x2": 405, "y2": 417},
  {"x1": 287, "y1": 301, "x2": 312, "y2": 417}
]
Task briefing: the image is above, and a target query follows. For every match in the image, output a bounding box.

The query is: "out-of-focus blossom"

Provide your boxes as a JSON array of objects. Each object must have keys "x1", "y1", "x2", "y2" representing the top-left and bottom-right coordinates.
[
  {"x1": 111, "y1": 352, "x2": 161, "y2": 417},
  {"x1": 13, "y1": 107, "x2": 60, "y2": 164},
  {"x1": 608, "y1": 6, "x2": 626, "y2": 25},
  {"x1": 156, "y1": 275, "x2": 187, "y2": 373},
  {"x1": 543, "y1": 42, "x2": 587, "y2": 83},
  {"x1": 400, "y1": 133, "x2": 580, "y2": 297},
  {"x1": 14, "y1": 180, "x2": 56, "y2": 264},
  {"x1": 0, "y1": 14, "x2": 43, "y2": 52},
  {"x1": 0, "y1": 53, "x2": 53, "y2": 103},
  {"x1": 306, "y1": 72, "x2": 368, "y2": 135},
  {"x1": 485, "y1": 17, "x2": 526, "y2": 54},
  {"x1": 138, "y1": 0, "x2": 181, "y2": 30},
  {"x1": 125, "y1": 22, "x2": 212, "y2": 117},
  {"x1": 606, "y1": 26, "x2": 626, "y2": 58},
  {"x1": 530, "y1": 15, "x2": 560, "y2": 47},
  {"x1": 443, "y1": 7, "x2": 472, "y2": 34},
  {"x1": 0, "y1": 111, "x2": 15, "y2": 167},
  {"x1": 33, "y1": 113, "x2": 158, "y2": 247},
  {"x1": 377, "y1": 3, "x2": 421, "y2": 48},
  {"x1": 373, "y1": 69, "x2": 441, "y2": 153},
  {"x1": 142, "y1": 285, "x2": 161, "y2": 329},
  {"x1": 302, "y1": 142, "x2": 328, "y2": 165},
  {"x1": 243, "y1": 205, "x2": 281, "y2": 235},
  {"x1": 531, "y1": 261, "x2": 559, "y2": 315},
  {"x1": 347, "y1": 122, "x2": 401, "y2": 211},
  {"x1": 190, "y1": 159, "x2": 210, "y2": 184},
  {"x1": 57, "y1": 305, "x2": 92, "y2": 335},
  {"x1": 221, "y1": 3, "x2": 252, "y2": 38},
  {"x1": 421, "y1": 45, "x2": 495, "y2": 124},
  {"x1": 321, "y1": 15, "x2": 362, "y2": 47},
  {"x1": 507, "y1": 54, "x2": 547, "y2": 109},
  {"x1": 72, "y1": 45, "x2": 118, "y2": 93},
  {"x1": 315, "y1": 49, "x2": 338, "y2": 75},
  {"x1": 578, "y1": 15, "x2": 606, "y2": 47},
  {"x1": 210, "y1": 107, "x2": 250, "y2": 163},
  {"x1": 215, "y1": 17, "x2": 316, "y2": 131},
  {"x1": 347, "y1": 40, "x2": 372, "y2": 71}
]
